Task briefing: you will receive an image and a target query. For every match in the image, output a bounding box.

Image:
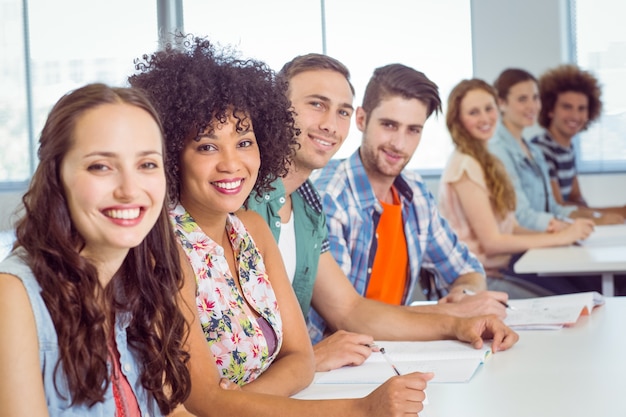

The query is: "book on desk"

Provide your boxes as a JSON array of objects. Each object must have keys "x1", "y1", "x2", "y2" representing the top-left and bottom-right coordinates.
[
  {"x1": 504, "y1": 291, "x2": 605, "y2": 330},
  {"x1": 314, "y1": 340, "x2": 491, "y2": 384}
]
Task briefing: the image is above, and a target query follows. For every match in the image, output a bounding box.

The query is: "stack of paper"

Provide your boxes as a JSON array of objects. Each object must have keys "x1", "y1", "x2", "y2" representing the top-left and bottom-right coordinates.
[
  {"x1": 504, "y1": 291, "x2": 605, "y2": 330},
  {"x1": 314, "y1": 340, "x2": 491, "y2": 384}
]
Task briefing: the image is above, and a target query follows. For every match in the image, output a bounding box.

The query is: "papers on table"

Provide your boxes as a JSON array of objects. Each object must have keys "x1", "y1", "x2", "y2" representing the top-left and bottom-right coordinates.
[
  {"x1": 313, "y1": 340, "x2": 491, "y2": 384},
  {"x1": 504, "y1": 291, "x2": 605, "y2": 330}
]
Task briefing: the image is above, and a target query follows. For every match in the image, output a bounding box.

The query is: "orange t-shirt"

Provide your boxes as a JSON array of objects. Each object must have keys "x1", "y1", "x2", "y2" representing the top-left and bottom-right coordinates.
[{"x1": 365, "y1": 187, "x2": 408, "y2": 305}]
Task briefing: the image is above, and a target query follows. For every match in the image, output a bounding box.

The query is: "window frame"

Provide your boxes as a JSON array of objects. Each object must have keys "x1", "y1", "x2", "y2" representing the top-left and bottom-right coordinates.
[{"x1": 569, "y1": 0, "x2": 626, "y2": 174}]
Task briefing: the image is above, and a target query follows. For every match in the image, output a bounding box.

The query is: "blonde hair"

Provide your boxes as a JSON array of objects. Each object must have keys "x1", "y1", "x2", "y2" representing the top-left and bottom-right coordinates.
[{"x1": 446, "y1": 79, "x2": 516, "y2": 219}]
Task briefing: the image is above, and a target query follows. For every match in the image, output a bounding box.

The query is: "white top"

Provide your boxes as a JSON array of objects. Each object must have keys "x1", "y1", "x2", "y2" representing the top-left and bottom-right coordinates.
[{"x1": 277, "y1": 210, "x2": 296, "y2": 284}]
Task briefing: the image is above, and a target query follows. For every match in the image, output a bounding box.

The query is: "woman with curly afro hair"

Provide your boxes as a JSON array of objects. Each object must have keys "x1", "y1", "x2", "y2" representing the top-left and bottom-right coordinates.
[{"x1": 130, "y1": 32, "x2": 321, "y2": 408}]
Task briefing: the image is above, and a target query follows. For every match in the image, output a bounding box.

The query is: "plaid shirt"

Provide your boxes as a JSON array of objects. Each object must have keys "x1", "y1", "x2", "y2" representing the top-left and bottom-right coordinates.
[{"x1": 311, "y1": 149, "x2": 484, "y2": 307}]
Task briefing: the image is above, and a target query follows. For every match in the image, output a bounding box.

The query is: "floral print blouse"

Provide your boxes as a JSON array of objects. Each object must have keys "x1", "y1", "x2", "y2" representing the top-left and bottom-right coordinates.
[{"x1": 170, "y1": 204, "x2": 283, "y2": 385}]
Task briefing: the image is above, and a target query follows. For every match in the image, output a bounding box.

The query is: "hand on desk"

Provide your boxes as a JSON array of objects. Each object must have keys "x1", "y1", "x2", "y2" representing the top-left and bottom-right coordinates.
[
  {"x1": 453, "y1": 315, "x2": 519, "y2": 353},
  {"x1": 438, "y1": 290, "x2": 508, "y2": 319},
  {"x1": 558, "y1": 218, "x2": 595, "y2": 243},
  {"x1": 313, "y1": 330, "x2": 375, "y2": 372},
  {"x1": 357, "y1": 372, "x2": 433, "y2": 417}
]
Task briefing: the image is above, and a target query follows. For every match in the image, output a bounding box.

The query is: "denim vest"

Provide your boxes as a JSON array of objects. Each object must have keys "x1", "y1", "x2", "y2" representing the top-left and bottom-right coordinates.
[{"x1": 0, "y1": 250, "x2": 162, "y2": 417}]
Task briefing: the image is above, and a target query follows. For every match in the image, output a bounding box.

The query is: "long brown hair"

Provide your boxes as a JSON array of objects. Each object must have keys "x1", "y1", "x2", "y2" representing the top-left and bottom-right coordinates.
[
  {"x1": 446, "y1": 79, "x2": 516, "y2": 219},
  {"x1": 14, "y1": 83, "x2": 191, "y2": 413}
]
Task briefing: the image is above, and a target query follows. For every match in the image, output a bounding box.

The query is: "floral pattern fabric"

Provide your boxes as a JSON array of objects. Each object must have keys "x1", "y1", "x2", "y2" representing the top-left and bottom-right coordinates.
[{"x1": 170, "y1": 204, "x2": 283, "y2": 385}]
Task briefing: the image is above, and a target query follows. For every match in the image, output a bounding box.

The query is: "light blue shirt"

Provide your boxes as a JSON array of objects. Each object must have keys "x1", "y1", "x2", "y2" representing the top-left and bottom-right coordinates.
[
  {"x1": 489, "y1": 123, "x2": 575, "y2": 231},
  {"x1": 0, "y1": 250, "x2": 162, "y2": 417}
]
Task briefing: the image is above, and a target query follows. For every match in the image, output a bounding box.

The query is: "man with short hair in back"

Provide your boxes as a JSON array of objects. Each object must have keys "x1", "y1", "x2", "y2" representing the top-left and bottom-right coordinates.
[
  {"x1": 531, "y1": 64, "x2": 625, "y2": 222},
  {"x1": 245, "y1": 55, "x2": 518, "y2": 372}
]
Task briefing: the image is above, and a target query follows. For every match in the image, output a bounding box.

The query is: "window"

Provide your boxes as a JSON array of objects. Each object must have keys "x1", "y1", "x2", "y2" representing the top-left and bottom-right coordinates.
[
  {"x1": 0, "y1": 0, "x2": 159, "y2": 187},
  {"x1": 184, "y1": 0, "x2": 322, "y2": 73},
  {"x1": 572, "y1": 0, "x2": 626, "y2": 172},
  {"x1": 184, "y1": 0, "x2": 473, "y2": 174},
  {"x1": 0, "y1": 0, "x2": 30, "y2": 184},
  {"x1": 2, "y1": 0, "x2": 473, "y2": 188}
]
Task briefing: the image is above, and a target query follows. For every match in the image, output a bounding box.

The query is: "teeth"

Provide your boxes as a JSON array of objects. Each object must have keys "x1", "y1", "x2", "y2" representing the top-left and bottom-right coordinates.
[
  {"x1": 105, "y1": 208, "x2": 140, "y2": 219},
  {"x1": 314, "y1": 137, "x2": 332, "y2": 147},
  {"x1": 214, "y1": 180, "x2": 242, "y2": 190}
]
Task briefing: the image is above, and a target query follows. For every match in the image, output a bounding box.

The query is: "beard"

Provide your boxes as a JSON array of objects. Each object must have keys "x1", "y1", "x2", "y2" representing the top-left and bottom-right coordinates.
[{"x1": 360, "y1": 142, "x2": 409, "y2": 179}]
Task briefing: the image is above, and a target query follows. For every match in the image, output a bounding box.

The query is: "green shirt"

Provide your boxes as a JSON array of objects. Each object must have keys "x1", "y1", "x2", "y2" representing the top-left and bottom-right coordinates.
[{"x1": 247, "y1": 178, "x2": 328, "y2": 317}]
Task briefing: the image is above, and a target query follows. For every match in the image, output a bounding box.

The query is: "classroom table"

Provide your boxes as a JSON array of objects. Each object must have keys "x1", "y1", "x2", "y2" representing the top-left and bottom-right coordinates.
[
  {"x1": 514, "y1": 224, "x2": 626, "y2": 296},
  {"x1": 293, "y1": 297, "x2": 625, "y2": 417}
]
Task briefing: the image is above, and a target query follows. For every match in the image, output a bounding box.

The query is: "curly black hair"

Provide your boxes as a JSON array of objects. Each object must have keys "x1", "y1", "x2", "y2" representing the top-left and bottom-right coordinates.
[
  {"x1": 129, "y1": 35, "x2": 298, "y2": 204},
  {"x1": 538, "y1": 64, "x2": 602, "y2": 130}
]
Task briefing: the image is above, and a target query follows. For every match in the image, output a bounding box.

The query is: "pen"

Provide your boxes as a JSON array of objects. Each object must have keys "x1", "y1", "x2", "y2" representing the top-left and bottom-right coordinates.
[
  {"x1": 379, "y1": 347, "x2": 402, "y2": 376},
  {"x1": 462, "y1": 288, "x2": 515, "y2": 310},
  {"x1": 366, "y1": 343, "x2": 402, "y2": 376}
]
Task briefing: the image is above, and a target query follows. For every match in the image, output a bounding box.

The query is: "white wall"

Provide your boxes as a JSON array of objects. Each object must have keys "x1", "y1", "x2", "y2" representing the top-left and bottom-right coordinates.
[
  {"x1": 470, "y1": 0, "x2": 571, "y2": 82},
  {"x1": 0, "y1": 190, "x2": 24, "y2": 231}
]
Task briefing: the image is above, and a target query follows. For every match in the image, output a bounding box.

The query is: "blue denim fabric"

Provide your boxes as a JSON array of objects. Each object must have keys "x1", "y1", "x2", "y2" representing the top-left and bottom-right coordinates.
[
  {"x1": 489, "y1": 123, "x2": 575, "y2": 231},
  {"x1": 0, "y1": 250, "x2": 162, "y2": 417}
]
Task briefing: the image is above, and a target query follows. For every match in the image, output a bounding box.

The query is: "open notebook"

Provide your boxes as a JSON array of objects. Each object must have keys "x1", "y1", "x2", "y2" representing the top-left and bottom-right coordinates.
[
  {"x1": 504, "y1": 291, "x2": 605, "y2": 330},
  {"x1": 314, "y1": 340, "x2": 491, "y2": 384}
]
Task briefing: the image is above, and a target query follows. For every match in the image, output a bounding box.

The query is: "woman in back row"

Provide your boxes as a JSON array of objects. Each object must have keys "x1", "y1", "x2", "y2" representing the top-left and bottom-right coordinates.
[
  {"x1": 488, "y1": 68, "x2": 618, "y2": 232},
  {"x1": 439, "y1": 78, "x2": 599, "y2": 296}
]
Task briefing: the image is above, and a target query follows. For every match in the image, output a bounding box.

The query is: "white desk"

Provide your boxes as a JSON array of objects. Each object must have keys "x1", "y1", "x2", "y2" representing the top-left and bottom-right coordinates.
[
  {"x1": 514, "y1": 225, "x2": 626, "y2": 296},
  {"x1": 294, "y1": 298, "x2": 626, "y2": 417}
]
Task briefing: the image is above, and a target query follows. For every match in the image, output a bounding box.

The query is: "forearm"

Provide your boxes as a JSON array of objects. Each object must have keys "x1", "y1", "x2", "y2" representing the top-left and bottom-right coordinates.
[
  {"x1": 447, "y1": 272, "x2": 486, "y2": 294},
  {"x1": 338, "y1": 297, "x2": 459, "y2": 341},
  {"x1": 242, "y1": 350, "x2": 314, "y2": 396},
  {"x1": 186, "y1": 387, "x2": 365, "y2": 417},
  {"x1": 595, "y1": 205, "x2": 626, "y2": 218},
  {"x1": 480, "y1": 230, "x2": 567, "y2": 254}
]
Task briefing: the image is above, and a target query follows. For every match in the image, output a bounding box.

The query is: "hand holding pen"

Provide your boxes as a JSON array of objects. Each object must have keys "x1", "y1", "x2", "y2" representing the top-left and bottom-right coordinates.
[
  {"x1": 366, "y1": 343, "x2": 402, "y2": 375},
  {"x1": 463, "y1": 289, "x2": 515, "y2": 310},
  {"x1": 366, "y1": 342, "x2": 432, "y2": 409}
]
